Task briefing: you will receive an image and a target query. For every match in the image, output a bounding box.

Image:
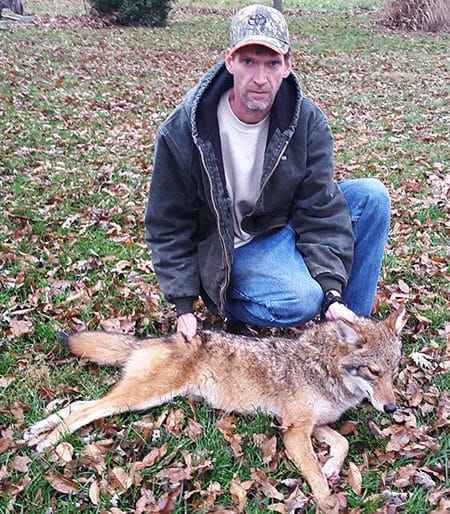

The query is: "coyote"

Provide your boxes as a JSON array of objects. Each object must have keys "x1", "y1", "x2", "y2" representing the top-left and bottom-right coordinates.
[{"x1": 24, "y1": 306, "x2": 406, "y2": 513}]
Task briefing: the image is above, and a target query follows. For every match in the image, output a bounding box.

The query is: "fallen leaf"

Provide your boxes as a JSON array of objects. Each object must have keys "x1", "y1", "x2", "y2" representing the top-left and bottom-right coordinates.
[
  {"x1": 9, "y1": 318, "x2": 34, "y2": 337},
  {"x1": 89, "y1": 479, "x2": 101, "y2": 505},
  {"x1": 348, "y1": 462, "x2": 362, "y2": 495},
  {"x1": 11, "y1": 455, "x2": 31, "y2": 473},
  {"x1": 44, "y1": 471, "x2": 79, "y2": 494}
]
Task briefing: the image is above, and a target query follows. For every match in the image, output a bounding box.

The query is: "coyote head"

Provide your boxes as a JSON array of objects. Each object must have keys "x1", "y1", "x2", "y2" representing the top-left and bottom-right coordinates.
[{"x1": 338, "y1": 306, "x2": 407, "y2": 413}]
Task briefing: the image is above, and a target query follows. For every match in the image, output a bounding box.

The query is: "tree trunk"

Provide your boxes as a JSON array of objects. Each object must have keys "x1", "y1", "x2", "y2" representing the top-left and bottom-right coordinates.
[{"x1": 273, "y1": 0, "x2": 283, "y2": 13}]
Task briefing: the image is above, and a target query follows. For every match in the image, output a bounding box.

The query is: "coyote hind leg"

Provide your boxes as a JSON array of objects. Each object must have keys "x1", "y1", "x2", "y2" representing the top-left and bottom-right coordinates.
[
  {"x1": 23, "y1": 399, "x2": 97, "y2": 442},
  {"x1": 24, "y1": 350, "x2": 189, "y2": 451}
]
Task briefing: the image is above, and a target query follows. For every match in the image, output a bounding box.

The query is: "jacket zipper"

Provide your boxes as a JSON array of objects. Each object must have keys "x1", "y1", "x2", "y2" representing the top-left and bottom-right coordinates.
[
  {"x1": 198, "y1": 139, "x2": 288, "y2": 317},
  {"x1": 198, "y1": 146, "x2": 231, "y2": 317},
  {"x1": 255, "y1": 140, "x2": 290, "y2": 208}
]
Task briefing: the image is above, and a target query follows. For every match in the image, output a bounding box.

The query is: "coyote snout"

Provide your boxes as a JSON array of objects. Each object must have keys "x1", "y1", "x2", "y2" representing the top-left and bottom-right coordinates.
[
  {"x1": 24, "y1": 306, "x2": 407, "y2": 513},
  {"x1": 363, "y1": 374, "x2": 398, "y2": 414}
]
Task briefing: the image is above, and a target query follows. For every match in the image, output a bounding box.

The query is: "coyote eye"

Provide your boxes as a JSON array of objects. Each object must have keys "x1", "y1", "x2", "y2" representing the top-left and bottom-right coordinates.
[{"x1": 367, "y1": 366, "x2": 381, "y2": 377}]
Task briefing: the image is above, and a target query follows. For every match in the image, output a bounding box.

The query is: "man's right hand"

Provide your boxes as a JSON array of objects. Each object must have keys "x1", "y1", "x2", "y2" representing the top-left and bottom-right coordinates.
[{"x1": 176, "y1": 312, "x2": 198, "y2": 341}]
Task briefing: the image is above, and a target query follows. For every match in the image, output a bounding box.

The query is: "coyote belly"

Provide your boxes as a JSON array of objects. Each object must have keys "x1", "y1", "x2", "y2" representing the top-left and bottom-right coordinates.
[{"x1": 24, "y1": 306, "x2": 406, "y2": 514}]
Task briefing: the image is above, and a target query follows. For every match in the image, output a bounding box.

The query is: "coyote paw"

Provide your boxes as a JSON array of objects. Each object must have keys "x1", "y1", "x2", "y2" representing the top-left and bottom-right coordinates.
[
  {"x1": 324, "y1": 470, "x2": 340, "y2": 487},
  {"x1": 317, "y1": 492, "x2": 346, "y2": 514},
  {"x1": 317, "y1": 494, "x2": 340, "y2": 514},
  {"x1": 321, "y1": 461, "x2": 341, "y2": 487},
  {"x1": 22, "y1": 418, "x2": 54, "y2": 441},
  {"x1": 23, "y1": 431, "x2": 58, "y2": 452},
  {"x1": 23, "y1": 418, "x2": 61, "y2": 451}
]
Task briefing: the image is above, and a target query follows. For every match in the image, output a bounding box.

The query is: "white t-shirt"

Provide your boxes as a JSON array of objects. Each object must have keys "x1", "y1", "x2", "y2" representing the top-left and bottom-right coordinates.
[{"x1": 217, "y1": 90, "x2": 269, "y2": 248}]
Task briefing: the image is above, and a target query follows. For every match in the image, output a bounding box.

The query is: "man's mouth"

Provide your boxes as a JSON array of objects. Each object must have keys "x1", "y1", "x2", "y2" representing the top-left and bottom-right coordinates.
[{"x1": 250, "y1": 90, "x2": 268, "y2": 97}]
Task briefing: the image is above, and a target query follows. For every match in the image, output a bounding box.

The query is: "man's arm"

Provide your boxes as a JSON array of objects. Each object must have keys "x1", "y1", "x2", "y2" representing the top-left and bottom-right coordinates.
[
  {"x1": 292, "y1": 108, "x2": 354, "y2": 295},
  {"x1": 145, "y1": 124, "x2": 200, "y2": 320}
]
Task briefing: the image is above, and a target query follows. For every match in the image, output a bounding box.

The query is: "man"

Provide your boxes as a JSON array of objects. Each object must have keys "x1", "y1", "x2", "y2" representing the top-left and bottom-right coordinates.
[{"x1": 145, "y1": 4, "x2": 390, "y2": 339}]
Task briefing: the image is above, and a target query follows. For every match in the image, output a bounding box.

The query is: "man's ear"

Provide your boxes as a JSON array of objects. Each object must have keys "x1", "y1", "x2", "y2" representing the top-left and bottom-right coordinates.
[
  {"x1": 225, "y1": 48, "x2": 234, "y2": 74},
  {"x1": 282, "y1": 55, "x2": 291, "y2": 78}
]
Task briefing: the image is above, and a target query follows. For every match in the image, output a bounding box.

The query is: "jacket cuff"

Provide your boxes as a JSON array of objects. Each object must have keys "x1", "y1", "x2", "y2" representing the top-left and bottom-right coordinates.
[
  {"x1": 315, "y1": 275, "x2": 344, "y2": 295},
  {"x1": 173, "y1": 297, "x2": 197, "y2": 316}
]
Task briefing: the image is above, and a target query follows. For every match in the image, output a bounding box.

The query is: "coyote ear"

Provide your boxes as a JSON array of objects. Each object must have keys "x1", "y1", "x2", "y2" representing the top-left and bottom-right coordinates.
[
  {"x1": 335, "y1": 320, "x2": 361, "y2": 349},
  {"x1": 385, "y1": 304, "x2": 408, "y2": 336}
]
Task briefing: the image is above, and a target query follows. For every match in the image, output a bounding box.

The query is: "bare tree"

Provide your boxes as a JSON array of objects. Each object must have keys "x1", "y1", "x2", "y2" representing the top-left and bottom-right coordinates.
[{"x1": 273, "y1": 0, "x2": 283, "y2": 13}]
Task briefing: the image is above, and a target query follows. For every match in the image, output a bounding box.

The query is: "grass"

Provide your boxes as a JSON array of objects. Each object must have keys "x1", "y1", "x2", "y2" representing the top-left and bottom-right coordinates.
[{"x1": 1, "y1": 0, "x2": 449, "y2": 513}]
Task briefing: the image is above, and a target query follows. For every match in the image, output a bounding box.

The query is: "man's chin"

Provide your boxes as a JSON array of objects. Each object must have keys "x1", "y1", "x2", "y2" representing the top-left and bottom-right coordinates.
[{"x1": 245, "y1": 100, "x2": 270, "y2": 112}]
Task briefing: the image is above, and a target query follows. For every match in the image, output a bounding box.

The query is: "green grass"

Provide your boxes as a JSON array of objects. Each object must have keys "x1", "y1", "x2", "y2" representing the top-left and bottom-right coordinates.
[{"x1": 1, "y1": 0, "x2": 449, "y2": 513}]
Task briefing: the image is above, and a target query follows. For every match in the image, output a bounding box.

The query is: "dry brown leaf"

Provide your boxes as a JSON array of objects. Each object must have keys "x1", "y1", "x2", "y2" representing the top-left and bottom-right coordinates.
[
  {"x1": 385, "y1": 428, "x2": 411, "y2": 453},
  {"x1": 79, "y1": 440, "x2": 112, "y2": 473},
  {"x1": 412, "y1": 470, "x2": 436, "y2": 489},
  {"x1": 155, "y1": 465, "x2": 190, "y2": 484},
  {"x1": 89, "y1": 479, "x2": 101, "y2": 505},
  {"x1": 348, "y1": 462, "x2": 362, "y2": 496},
  {"x1": 435, "y1": 392, "x2": 450, "y2": 428},
  {"x1": 267, "y1": 503, "x2": 287, "y2": 512},
  {"x1": 44, "y1": 471, "x2": 79, "y2": 494},
  {"x1": 164, "y1": 408, "x2": 186, "y2": 437},
  {"x1": 108, "y1": 466, "x2": 132, "y2": 492},
  {"x1": 0, "y1": 375, "x2": 15, "y2": 388},
  {"x1": 50, "y1": 441, "x2": 74, "y2": 465},
  {"x1": 11, "y1": 455, "x2": 31, "y2": 473},
  {"x1": 251, "y1": 468, "x2": 284, "y2": 501},
  {"x1": 184, "y1": 417, "x2": 204, "y2": 439},
  {"x1": 338, "y1": 420, "x2": 359, "y2": 436},
  {"x1": 9, "y1": 318, "x2": 34, "y2": 337},
  {"x1": 230, "y1": 475, "x2": 253, "y2": 512},
  {"x1": 217, "y1": 415, "x2": 244, "y2": 458},
  {"x1": 141, "y1": 443, "x2": 168, "y2": 467},
  {"x1": 392, "y1": 465, "x2": 416, "y2": 488}
]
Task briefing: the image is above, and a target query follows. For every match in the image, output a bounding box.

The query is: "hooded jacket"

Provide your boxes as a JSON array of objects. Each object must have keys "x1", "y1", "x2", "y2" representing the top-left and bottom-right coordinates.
[{"x1": 145, "y1": 61, "x2": 354, "y2": 318}]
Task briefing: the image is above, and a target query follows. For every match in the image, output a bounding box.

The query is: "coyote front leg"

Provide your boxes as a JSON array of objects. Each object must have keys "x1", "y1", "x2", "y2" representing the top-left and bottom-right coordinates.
[
  {"x1": 313, "y1": 425, "x2": 349, "y2": 486},
  {"x1": 283, "y1": 423, "x2": 340, "y2": 514}
]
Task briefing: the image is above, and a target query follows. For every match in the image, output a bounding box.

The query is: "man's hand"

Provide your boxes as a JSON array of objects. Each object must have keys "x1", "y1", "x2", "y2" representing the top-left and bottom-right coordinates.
[
  {"x1": 325, "y1": 301, "x2": 357, "y2": 323},
  {"x1": 176, "y1": 312, "x2": 198, "y2": 340}
]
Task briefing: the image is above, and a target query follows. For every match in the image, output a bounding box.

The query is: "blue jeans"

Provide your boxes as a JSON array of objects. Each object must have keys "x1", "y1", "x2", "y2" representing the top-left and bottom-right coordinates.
[{"x1": 225, "y1": 178, "x2": 390, "y2": 326}]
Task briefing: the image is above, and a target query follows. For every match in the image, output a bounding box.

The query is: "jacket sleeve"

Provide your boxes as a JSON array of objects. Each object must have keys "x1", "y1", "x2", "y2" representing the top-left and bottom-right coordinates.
[
  {"x1": 292, "y1": 108, "x2": 354, "y2": 294},
  {"x1": 145, "y1": 120, "x2": 200, "y2": 315}
]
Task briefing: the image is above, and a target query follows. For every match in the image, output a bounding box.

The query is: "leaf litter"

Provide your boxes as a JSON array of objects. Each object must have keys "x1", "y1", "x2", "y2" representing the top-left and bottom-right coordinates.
[{"x1": 0, "y1": 3, "x2": 449, "y2": 513}]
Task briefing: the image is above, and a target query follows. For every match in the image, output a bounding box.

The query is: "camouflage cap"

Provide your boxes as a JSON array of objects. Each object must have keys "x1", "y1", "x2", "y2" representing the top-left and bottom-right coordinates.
[{"x1": 230, "y1": 4, "x2": 290, "y2": 56}]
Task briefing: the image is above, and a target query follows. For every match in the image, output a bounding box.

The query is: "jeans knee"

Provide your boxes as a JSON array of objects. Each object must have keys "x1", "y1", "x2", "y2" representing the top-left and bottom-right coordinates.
[
  {"x1": 226, "y1": 288, "x2": 323, "y2": 327},
  {"x1": 271, "y1": 289, "x2": 323, "y2": 326},
  {"x1": 358, "y1": 179, "x2": 391, "y2": 230},
  {"x1": 365, "y1": 178, "x2": 390, "y2": 210}
]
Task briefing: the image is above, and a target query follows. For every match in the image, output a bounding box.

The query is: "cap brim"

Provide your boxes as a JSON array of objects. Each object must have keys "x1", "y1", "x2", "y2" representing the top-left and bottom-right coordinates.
[{"x1": 229, "y1": 38, "x2": 289, "y2": 56}]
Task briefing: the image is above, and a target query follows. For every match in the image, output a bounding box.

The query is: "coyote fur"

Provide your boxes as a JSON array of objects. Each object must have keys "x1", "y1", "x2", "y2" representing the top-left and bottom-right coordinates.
[{"x1": 24, "y1": 306, "x2": 406, "y2": 513}]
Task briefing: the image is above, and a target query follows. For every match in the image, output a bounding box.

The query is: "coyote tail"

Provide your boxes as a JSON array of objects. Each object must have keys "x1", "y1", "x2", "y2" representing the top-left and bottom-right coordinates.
[{"x1": 66, "y1": 332, "x2": 142, "y2": 366}]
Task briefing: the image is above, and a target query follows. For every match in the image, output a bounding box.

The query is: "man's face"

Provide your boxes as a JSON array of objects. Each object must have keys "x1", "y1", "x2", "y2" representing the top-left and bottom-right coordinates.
[{"x1": 225, "y1": 45, "x2": 291, "y2": 124}]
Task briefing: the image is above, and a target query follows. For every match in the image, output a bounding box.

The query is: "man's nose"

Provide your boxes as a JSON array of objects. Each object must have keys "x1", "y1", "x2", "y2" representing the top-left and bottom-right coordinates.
[{"x1": 253, "y1": 66, "x2": 268, "y2": 84}]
